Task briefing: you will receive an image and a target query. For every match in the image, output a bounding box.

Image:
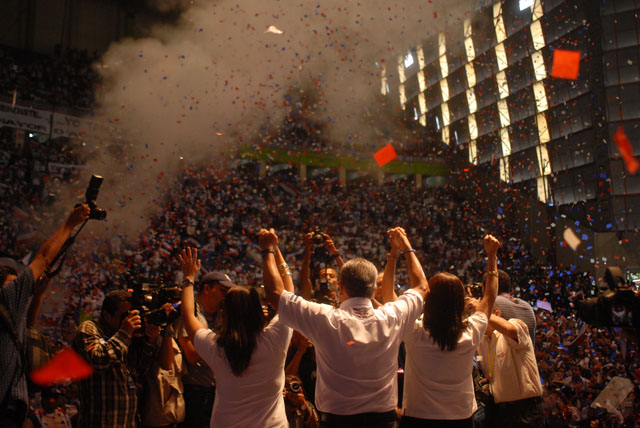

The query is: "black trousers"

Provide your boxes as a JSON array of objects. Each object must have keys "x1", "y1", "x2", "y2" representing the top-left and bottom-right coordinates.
[
  {"x1": 400, "y1": 415, "x2": 473, "y2": 428},
  {"x1": 319, "y1": 410, "x2": 398, "y2": 428},
  {"x1": 178, "y1": 384, "x2": 215, "y2": 428},
  {"x1": 493, "y1": 397, "x2": 544, "y2": 428}
]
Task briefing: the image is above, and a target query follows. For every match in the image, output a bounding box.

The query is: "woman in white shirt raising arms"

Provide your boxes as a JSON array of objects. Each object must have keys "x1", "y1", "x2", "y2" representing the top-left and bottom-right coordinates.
[
  {"x1": 382, "y1": 233, "x2": 501, "y2": 428},
  {"x1": 178, "y1": 242, "x2": 293, "y2": 428}
]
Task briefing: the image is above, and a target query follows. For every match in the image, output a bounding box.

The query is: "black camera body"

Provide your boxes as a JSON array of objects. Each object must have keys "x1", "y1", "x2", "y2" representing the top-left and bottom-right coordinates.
[
  {"x1": 467, "y1": 283, "x2": 483, "y2": 299},
  {"x1": 577, "y1": 267, "x2": 640, "y2": 329},
  {"x1": 83, "y1": 175, "x2": 107, "y2": 220},
  {"x1": 131, "y1": 282, "x2": 182, "y2": 328}
]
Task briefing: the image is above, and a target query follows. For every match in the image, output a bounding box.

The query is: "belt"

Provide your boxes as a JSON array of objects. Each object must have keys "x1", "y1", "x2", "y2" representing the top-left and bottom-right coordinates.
[
  {"x1": 495, "y1": 396, "x2": 541, "y2": 407},
  {"x1": 320, "y1": 410, "x2": 397, "y2": 423}
]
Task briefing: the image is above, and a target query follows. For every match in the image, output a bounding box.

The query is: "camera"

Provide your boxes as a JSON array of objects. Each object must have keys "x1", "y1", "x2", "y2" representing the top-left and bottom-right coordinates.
[
  {"x1": 576, "y1": 267, "x2": 640, "y2": 329},
  {"x1": 286, "y1": 380, "x2": 303, "y2": 394},
  {"x1": 310, "y1": 227, "x2": 333, "y2": 265},
  {"x1": 467, "y1": 283, "x2": 483, "y2": 299},
  {"x1": 131, "y1": 282, "x2": 182, "y2": 328},
  {"x1": 83, "y1": 175, "x2": 107, "y2": 220}
]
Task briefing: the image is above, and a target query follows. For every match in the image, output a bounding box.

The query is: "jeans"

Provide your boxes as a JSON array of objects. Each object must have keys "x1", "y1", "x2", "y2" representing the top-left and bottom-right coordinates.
[{"x1": 178, "y1": 384, "x2": 215, "y2": 428}]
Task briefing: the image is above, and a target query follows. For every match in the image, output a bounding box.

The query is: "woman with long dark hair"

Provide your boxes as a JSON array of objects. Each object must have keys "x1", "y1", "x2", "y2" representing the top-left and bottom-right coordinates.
[
  {"x1": 178, "y1": 246, "x2": 293, "y2": 428},
  {"x1": 383, "y1": 235, "x2": 501, "y2": 427}
]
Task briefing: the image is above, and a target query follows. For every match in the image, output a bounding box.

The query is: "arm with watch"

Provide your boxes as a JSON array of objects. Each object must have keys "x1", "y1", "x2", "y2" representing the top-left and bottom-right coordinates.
[
  {"x1": 476, "y1": 235, "x2": 501, "y2": 318},
  {"x1": 177, "y1": 248, "x2": 205, "y2": 343},
  {"x1": 387, "y1": 227, "x2": 429, "y2": 299}
]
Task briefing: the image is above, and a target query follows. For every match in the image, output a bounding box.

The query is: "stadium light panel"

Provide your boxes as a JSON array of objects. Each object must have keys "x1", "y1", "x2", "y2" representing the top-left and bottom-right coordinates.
[
  {"x1": 536, "y1": 113, "x2": 550, "y2": 143},
  {"x1": 417, "y1": 45, "x2": 426, "y2": 69},
  {"x1": 530, "y1": 20, "x2": 545, "y2": 50},
  {"x1": 404, "y1": 52, "x2": 414, "y2": 69},
  {"x1": 495, "y1": 43, "x2": 508, "y2": 71},
  {"x1": 442, "y1": 126, "x2": 450, "y2": 145},
  {"x1": 466, "y1": 88, "x2": 478, "y2": 114},
  {"x1": 500, "y1": 157, "x2": 511, "y2": 182},
  {"x1": 498, "y1": 99, "x2": 511, "y2": 127},
  {"x1": 468, "y1": 114, "x2": 478, "y2": 140},
  {"x1": 442, "y1": 102, "x2": 450, "y2": 127},
  {"x1": 497, "y1": 70, "x2": 509, "y2": 99},
  {"x1": 418, "y1": 92, "x2": 427, "y2": 114},
  {"x1": 399, "y1": 83, "x2": 407, "y2": 109},
  {"x1": 465, "y1": 63, "x2": 477, "y2": 88},
  {"x1": 500, "y1": 127, "x2": 512, "y2": 157},
  {"x1": 469, "y1": 140, "x2": 478, "y2": 165},
  {"x1": 440, "y1": 79, "x2": 450, "y2": 102},
  {"x1": 533, "y1": 82, "x2": 548, "y2": 112},
  {"x1": 519, "y1": 0, "x2": 534, "y2": 11},
  {"x1": 532, "y1": 51, "x2": 546, "y2": 81},
  {"x1": 536, "y1": 143, "x2": 552, "y2": 176},
  {"x1": 398, "y1": 56, "x2": 406, "y2": 83},
  {"x1": 493, "y1": 3, "x2": 506, "y2": 44}
]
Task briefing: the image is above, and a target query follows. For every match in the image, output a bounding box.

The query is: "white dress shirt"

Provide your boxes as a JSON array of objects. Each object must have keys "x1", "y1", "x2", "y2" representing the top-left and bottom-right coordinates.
[
  {"x1": 278, "y1": 289, "x2": 423, "y2": 415},
  {"x1": 478, "y1": 318, "x2": 543, "y2": 404},
  {"x1": 403, "y1": 311, "x2": 488, "y2": 420},
  {"x1": 193, "y1": 315, "x2": 292, "y2": 428}
]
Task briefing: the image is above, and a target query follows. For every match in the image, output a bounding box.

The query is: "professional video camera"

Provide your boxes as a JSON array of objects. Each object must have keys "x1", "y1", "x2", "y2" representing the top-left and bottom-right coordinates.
[
  {"x1": 576, "y1": 267, "x2": 640, "y2": 329},
  {"x1": 131, "y1": 282, "x2": 182, "y2": 328}
]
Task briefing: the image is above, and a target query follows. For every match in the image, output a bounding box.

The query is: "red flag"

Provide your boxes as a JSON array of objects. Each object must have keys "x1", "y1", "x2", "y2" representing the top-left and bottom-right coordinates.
[
  {"x1": 374, "y1": 144, "x2": 397, "y2": 167},
  {"x1": 551, "y1": 49, "x2": 581, "y2": 80},
  {"x1": 31, "y1": 348, "x2": 93, "y2": 386},
  {"x1": 613, "y1": 126, "x2": 639, "y2": 175}
]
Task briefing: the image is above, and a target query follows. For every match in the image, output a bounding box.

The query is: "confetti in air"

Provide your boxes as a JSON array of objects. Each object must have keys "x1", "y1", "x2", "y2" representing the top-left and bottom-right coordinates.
[
  {"x1": 551, "y1": 49, "x2": 581, "y2": 80},
  {"x1": 613, "y1": 126, "x2": 640, "y2": 175},
  {"x1": 31, "y1": 348, "x2": 94, "y2": 386},
  {"x1": 265, "y1": 25, "x2": 284, "y2": 34},
  {"x1": 562, "y1": 227, "x2": 581, "y2": 251},
  {"x1": 374, "y1": 144, "x2": 397, "y2": 167}
]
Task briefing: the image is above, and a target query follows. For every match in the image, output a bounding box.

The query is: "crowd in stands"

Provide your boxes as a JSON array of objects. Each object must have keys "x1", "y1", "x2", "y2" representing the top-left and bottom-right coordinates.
[
  {"x1": 0, "y1": 157, "x2": 634, "y2": 426},
  {"x1": 0, "y1": 45, "x2": 99, "y2": 110}
]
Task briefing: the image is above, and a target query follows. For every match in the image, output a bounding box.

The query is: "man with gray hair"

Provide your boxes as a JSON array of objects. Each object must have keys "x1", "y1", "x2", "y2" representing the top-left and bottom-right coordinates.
[{"x1": 259, "y1": 227, "x2": 428, "y2": 428}]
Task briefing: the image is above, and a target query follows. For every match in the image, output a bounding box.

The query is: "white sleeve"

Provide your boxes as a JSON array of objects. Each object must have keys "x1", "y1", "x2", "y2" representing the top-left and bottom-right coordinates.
[
  {"x1": 504, "y1": 319, "x2": 532, "y2": 350},
  {"x1": 277, "y1": 290, "x2": 331, "y2": 343},
  {"x1": 385, "y1": 289, "x2": 423, "y2": 334},
  {"x1": 193, "y1": 328, "x2": 216, "y2": 363},
  {"x1": 469, "y1": 311, "x2": 489, "y2": 346},
  {"x1": 262, "y1": 315, "x2": 293, "y2": 351}
]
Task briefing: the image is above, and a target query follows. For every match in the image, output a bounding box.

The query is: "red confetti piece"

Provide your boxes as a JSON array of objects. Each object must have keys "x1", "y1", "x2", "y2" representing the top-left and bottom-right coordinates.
[
  {"x1": 374, "y1": 144, "x2": 397, "y2": 167},
  {"x1": 31, "y1": 348, "x2": 93, "y2": 386},
  {"x1": 551, "y1": 49, "x2": 581, "y2": 80},
  {"x1": 346, "y1": 340, "x2": 355, "y2": 346},
  {"x1": 613, "y1": 126, "x2": 640, "y2": 175}
]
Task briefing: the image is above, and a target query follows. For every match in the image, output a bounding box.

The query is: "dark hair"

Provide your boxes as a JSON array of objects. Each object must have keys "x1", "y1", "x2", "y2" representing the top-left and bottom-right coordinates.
[
  {"x1": 0, "y1": 266, "x2": 18, "y2": 286},
  {"x1": 483, "y1": 269, "x2": 511, "y2": 294},
  {"x1": 422, "y1": 272, "x2": 467, "y2": 351},
  {"x1": 217, "y1": 286, "x2": 265, "y2": 376},
  {"x1": 339, "y1": 258, "x2": 377, "y2": 298},
  {"x1": 101, "y1": 290, "x2": 132, "y2": 316}
]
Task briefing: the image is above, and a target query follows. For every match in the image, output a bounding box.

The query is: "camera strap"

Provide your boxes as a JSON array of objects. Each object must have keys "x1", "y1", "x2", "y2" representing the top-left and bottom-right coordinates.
[{"x1": 45, "y1": 219, "x2": 88, "y2": 279}]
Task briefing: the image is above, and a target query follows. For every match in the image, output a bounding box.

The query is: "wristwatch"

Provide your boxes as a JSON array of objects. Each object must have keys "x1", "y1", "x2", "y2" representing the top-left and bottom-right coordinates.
[{"x1": 181, "y1": 278, "x2": 194, "y2": 288}]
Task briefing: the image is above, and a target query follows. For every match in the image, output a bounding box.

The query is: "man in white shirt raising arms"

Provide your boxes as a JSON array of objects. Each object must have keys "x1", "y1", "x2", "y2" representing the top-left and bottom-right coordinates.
[{"x1": 259, "y1": 227, "x2": 428, "y2": 428}]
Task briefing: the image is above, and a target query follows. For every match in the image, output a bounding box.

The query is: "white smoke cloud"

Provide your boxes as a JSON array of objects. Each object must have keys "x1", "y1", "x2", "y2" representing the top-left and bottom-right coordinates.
[{"x1": 82, "y1": 0, "x2": 474, "y2": 238}]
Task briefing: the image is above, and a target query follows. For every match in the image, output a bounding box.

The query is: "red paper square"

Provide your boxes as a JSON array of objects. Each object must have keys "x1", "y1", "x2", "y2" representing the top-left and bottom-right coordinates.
[
  {"x1": 613, "y1": 126, "x2": 640, "y2": 175},
  {"x1": 31, "y1": 348, "x2": 93, "y2": 386},
  {"x1": 551, "y1": 49, "x2": 581, "y2": 80},
  {"x1": 374, "y1": 144, "x2": 397, "y2": 167}
]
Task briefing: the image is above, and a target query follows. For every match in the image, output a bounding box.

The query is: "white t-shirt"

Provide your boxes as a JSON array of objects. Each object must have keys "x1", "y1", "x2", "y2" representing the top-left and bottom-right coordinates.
[
  {"x1": 278, "y1": 289, "x2": 423, "y2": 415},
  {"x1": 193, "y1": 315, "x2": 293, "y2": 428},
  {"x1": 403, "y1": 311, "x2": 488, "y2": 420}
]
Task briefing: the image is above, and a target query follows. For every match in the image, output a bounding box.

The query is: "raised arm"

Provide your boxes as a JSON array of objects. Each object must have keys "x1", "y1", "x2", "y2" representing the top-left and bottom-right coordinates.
[
  {"x1": 273, "y1": 233, "x2": 294, "y2": 293},
  {"x1": 488, "y1": 314, "x2": 518, "y2": 341},
  {"x1": 299, "y1": 232, "x2": 314, "y2": 299},
  {"x1": 259, "y1": 229, "x2": 285, "y2": 308},
  {"x1": 380, "y1": 248, "x2": 400, "y2": 303},
  {"x1": 388, "y1": 227, "x2": 428, "y2": 299},
  {"x1": 30, "y1": 204, "x2": 90, "y2": 281},
  {"x1": 476, "y1": 235, "x2": 501, "y2": 318},
  {"x1": 322, "y1": 233, "x2": 344, "y2": 270},
  {"x1": 178, "y1": 247, "x2": 205, "y2": 342}
]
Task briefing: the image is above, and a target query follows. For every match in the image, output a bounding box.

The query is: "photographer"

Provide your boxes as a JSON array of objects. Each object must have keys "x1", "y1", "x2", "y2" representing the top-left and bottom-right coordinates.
[
  {"x1": 300, "y1": 230, "x2": 344, "y2": 303},
  {"x1": 284, "y1": 374, "x2": 319, "y2": 428},
  {"x1": 73, "y1": 290, "x2": 158, "y2": 428},
  {"x1": 1, "y1": 204, "x2": 89, "y2": 428},
  {"x1": 141, "y1": 304, "x2": 186, "y2": 428}
]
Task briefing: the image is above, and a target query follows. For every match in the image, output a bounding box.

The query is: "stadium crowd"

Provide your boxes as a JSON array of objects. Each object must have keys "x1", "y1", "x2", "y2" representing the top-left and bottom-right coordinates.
[{"x1": 0, "y1": 158, "x2": 638, "y2": 427}]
